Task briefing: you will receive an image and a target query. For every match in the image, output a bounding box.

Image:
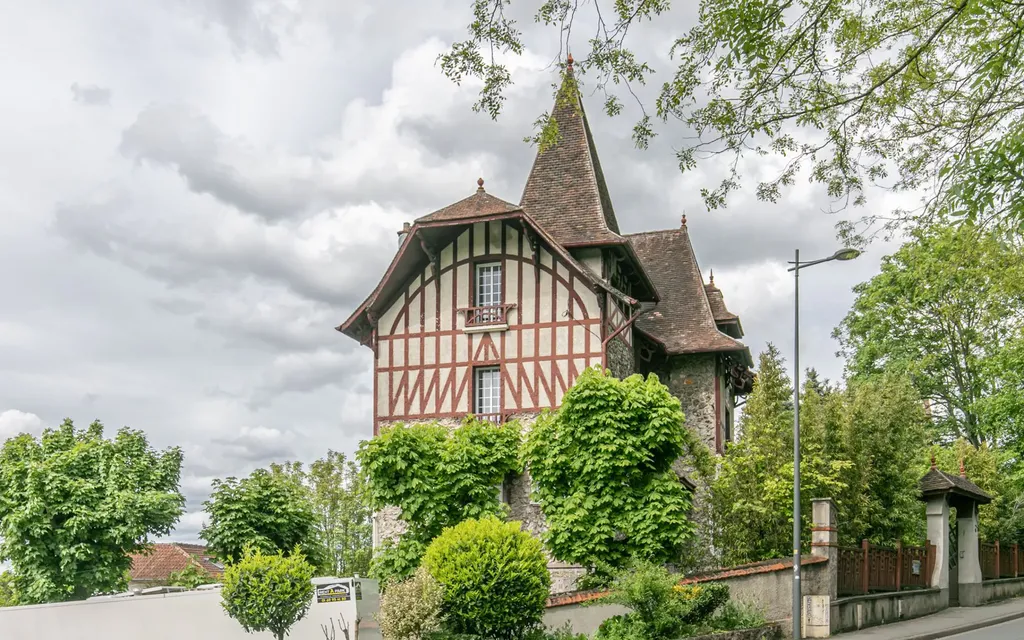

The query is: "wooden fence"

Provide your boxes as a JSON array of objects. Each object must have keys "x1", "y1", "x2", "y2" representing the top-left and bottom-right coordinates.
[
  {"x1": 837, "y1": 540, "x2": 936, "y2": 596},
  {"x1": 980, "y1": 541, "x2": 1024, "y2": 581}
]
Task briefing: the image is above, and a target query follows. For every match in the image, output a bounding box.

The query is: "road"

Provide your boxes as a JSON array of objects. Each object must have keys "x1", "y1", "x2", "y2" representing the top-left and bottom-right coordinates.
[{"x1": 945, "y1": 616, "x2": 1024, "y2": 639}]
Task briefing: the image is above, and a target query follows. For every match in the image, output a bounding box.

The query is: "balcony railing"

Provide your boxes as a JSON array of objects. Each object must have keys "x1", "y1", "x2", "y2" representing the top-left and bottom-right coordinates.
[
  {"x1": 475, "y1": 413, "x2": 503, "y2": 424},
  {"x1": 462, "y1": 303, "x2": 516, "y2": 329}
]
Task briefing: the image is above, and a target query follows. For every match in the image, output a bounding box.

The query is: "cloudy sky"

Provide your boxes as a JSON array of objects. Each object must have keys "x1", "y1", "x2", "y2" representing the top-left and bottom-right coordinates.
[{"x1": 0, "y1": 0, "x2": 911, "y2": 542}]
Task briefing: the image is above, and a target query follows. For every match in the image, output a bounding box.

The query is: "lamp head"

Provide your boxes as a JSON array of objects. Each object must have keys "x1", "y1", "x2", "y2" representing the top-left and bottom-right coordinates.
[{"x1": 832, "y1": 248, "x2": 861, "y2": 261}]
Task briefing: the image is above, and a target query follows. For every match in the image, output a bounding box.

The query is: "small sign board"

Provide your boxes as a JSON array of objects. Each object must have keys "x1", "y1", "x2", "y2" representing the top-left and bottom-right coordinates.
[
  {"x1": 912, "y1": 559, "x2": 922, "y2": 576},
  {"x1": 316, "y1": 583, "x2": 351, "y2": 603},
  {"x1": 354, "y1": 581, "x2": 363, "y2": 601}
]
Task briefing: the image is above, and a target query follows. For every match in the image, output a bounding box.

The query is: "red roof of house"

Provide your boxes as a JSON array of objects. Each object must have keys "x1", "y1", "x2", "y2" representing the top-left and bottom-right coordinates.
[
  {"x1": 129, "y1": 543, "x2": 224, "y2": 582},
  {"x1": 628, "y1": 225, "x2": 751, "y2": 363},
  {"x1": 416, "y1": 179, "x2": 522, "y2": 223}
]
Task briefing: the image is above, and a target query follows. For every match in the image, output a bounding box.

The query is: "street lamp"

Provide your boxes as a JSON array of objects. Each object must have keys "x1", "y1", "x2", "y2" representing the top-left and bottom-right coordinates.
[{"x1": 786, "y1": 247, "x2": 860, "y2": 639}]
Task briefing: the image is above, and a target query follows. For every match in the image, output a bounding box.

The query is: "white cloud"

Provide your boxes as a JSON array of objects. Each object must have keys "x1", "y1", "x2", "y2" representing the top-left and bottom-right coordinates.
[{"x1": 0, "y1": 409, "x2": 45, "y2": 441}]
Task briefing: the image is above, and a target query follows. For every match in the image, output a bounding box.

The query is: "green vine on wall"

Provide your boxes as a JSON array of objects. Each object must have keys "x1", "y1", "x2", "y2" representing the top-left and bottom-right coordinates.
[
  {"x1": 357, "y1": 416, "x2": 521, "y2": 584},
  {"x1": 524, "y1": 368, "x2": 712, "y2": 575}
]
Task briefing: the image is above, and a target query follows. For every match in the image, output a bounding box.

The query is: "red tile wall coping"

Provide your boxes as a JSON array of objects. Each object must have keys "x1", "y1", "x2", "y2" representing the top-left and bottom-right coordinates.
[{"x1": 545, "y1": 556, "x2": 829, "y2": 608}]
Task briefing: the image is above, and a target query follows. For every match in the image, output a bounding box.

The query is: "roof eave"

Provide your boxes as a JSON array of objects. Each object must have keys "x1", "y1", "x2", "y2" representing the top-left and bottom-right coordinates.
[{"x1": 337, "y1": 211, "x2": 616, "y2": 345}]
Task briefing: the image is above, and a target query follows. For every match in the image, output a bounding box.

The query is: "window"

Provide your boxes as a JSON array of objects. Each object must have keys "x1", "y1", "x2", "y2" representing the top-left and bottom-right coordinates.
[
  {"x1": 475, "y1": 262, "x2": 502, "y2": 307},
  {"x1": 474, "y1": 366, "x2": 501, "y2": 419}
]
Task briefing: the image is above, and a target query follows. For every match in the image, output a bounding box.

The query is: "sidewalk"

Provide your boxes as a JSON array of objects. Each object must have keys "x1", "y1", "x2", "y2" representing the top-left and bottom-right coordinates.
[{"x1": 836, "y1": 597, "x2": 1024, "y2": 639}]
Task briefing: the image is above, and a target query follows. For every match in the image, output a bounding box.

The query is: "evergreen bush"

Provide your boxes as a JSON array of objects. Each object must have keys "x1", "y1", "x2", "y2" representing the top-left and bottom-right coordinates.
[{"x1": 422, "y1": 517, "x2": 550, "y2": 640}]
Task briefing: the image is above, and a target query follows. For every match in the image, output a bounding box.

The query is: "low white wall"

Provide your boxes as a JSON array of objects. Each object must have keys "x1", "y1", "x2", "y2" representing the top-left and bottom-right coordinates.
[{"x1": 0, "y1": 583, "x2": 380, "y2": 640}]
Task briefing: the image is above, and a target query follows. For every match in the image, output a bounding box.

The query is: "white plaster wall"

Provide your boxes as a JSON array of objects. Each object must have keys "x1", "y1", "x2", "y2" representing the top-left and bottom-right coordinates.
[{"x1": 0, "y1": 585, "x2": 380, "y2": 640}]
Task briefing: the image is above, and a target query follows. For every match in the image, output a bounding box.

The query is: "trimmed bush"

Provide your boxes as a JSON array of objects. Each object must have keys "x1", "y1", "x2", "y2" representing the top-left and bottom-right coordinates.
[
  {"x1": 423, "y1": 517, "x2": 550, "y2": 640},
  {"x1": 378, "y1": 566, "x2": 445, "y2": 640},
  {"x1": 220, "y1": 546, "x2": 314, "y2": 640}
]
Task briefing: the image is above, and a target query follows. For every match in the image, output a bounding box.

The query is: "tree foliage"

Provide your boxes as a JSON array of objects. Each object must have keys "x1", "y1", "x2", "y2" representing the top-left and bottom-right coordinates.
[
  {"x1": 835, "y1": 223, "x2": 1024, "y2": 446},
  {"x1": 712, "y1": 348, "x2": 928, "y2": 564},
  {"x1": 0, "y1": 419, "x2": 184, "y2": 603},
  {"x1": 422, "y1": 517, "x2": 550, "y2": 640},
  {"x1": 220, "y1": 546, "x2": 315, "y2": 640},
  {"x1": 931, "y1": 439, "x2": 1024, "y2": 542},
  {"x1": 201, "y1": 468, "x2": 318, "y2": 566},
  {"x1": 443, "y1": 0, "x2": 1024, "y2": 233},
  {"x1": 820, "y1": 374, "x2": 930, "y2": 545},
  {"x1": 0, "y1": 571, "x2": 18, "y2": 607},
  {"x1": 167, "y1": 563, "x2": 218, "y2": 590},
  {"x1": 525, "y1": 368, "x2": 711, "y2": 572},
  {"x1": 271, "y1": 450, "x2": 372, "y2": 577},
  {"x1": 358, "y1": 417, "x2": 522, "y2": 583}
]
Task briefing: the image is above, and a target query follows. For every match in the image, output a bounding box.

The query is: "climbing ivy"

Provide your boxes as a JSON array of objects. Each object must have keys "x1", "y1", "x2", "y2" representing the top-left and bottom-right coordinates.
[
  {"x1": 524, "y1": 368, "x2": 712, "y2": 575},
  {"x1": 357, "y1": 416, "x2": 522, "y2": 584}
]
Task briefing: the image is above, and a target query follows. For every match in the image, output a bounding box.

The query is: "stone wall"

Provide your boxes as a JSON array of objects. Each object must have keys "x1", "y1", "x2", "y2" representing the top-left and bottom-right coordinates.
[
  {"x1": 667, "y1": 353, "x2": 718, "y2": 451},
  {"x1": 606, "y1": 336, "x2": 635, "y2": 379}
]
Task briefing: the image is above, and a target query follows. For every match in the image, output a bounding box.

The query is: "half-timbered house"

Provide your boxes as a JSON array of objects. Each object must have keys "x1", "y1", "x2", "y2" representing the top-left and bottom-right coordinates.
[{"x1": 337, "y1": 60, "x2": 754, "y2": 588}]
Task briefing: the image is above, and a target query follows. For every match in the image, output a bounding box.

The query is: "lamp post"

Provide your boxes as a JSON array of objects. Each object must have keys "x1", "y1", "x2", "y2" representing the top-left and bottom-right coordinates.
[{"x1": 787, "y1": 247, "x2": 860, "y2": 639}]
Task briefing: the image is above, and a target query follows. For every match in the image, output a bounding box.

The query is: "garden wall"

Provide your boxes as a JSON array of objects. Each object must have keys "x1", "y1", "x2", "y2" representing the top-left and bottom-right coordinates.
[
  {"x1": 543, "y1": 556, "x2": 829, "y2": 637},
  {"x1": 983, "y1": 577, "x2": 1024, "y2": 602},
  {"x1": 831, "y1": 589, "x2": 944, "y2": 633}
]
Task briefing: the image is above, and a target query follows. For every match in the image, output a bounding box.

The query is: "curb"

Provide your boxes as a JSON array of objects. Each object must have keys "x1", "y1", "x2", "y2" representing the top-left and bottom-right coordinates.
[{"x1": 887, "y1": 608, "x2": 1024, "y2": 640}]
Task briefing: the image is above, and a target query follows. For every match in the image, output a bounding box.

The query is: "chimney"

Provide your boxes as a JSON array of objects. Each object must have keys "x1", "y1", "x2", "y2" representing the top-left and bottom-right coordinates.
[{"x1": 397, "y1": 222, "x2": 411, "y2": 247}]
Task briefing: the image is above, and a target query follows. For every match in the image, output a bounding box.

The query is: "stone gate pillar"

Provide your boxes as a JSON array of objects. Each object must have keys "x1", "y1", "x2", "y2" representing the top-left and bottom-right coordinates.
[
  {"x1": 958, "y1": 503, "x2": 984, "y2": 606},
  {"x1": 925, "y1": 495, "x2": 950, "y2": 596},
  {"x1": 803, "y1": 498, "x2": 838, "y2": 638}
]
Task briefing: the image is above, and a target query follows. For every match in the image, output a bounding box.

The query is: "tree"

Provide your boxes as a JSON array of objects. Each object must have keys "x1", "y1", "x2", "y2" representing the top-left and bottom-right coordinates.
[
  {"x1": 201, "y1": 468, "x2": 318, "y2": 566},
  {"x1": 270, "y1": 451, "x2": 372, "y2": 577},
  {"x1": 524, "y1": 368, "x2": 711, "y2": 573},
  {"x1": 712, "y1": 345, "x2": 810, "y2": 564},
  {"x1": 931, "y1": 439, "x2": 1024, "y2": 543},
  {"x1": 443, "y1": 0, "x2": 1024, "y2": 234},
  {"x1": 167, "y1": 563, "x2": 218, "y2": 590},
  {"x1": 0, "y1": 419, "x2": 184, "y2": 603},
  {"x1": 358, "y1": 416, "x2": 521, "y2": 585},
  {"x1": 819, "y1": 374, "x2": 930, "y2": 545},
  {"x1": 220, "y1": 546, "x2": 315, "y2": 640},
  {"x1": 712, "y1": 348, "x2": 928, "y2": 563},
  {"x1": 0, "y1": 571, "x2": 18, "y2": 607},
  {"x1": 835, "y1": 223, "x2": 1024, "y2": 446}
]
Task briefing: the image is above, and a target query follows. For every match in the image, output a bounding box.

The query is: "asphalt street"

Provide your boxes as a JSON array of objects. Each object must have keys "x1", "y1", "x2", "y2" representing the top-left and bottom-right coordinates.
[{"x1": 945, "y1": 616, "x2": 1024, "y2": 639}]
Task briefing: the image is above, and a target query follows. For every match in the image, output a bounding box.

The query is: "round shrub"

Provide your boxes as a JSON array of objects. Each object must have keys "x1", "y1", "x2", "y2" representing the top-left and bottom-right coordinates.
[
  {"x1": 220, "y1": 546, "x2": 314, "y2": 640},
  {"x1": 423, "y1": 517, "x2": 551, "y2": 639}
]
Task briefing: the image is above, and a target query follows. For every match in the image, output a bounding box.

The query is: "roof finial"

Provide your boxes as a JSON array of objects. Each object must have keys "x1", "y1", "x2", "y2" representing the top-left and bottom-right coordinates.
[
  {"x1": 681, "y1": 214, "x2": 687, "y2": 227},
  {"x1": 709, "y1": 269, "x2": 715, "y2": 285},
  {"x1": 930, "y1": 453, "x2": 937, "y2": 470},
  {"x1": 960, "y1": 458, "x2": 966, "y2": 478},
  {"x1": 567, "y1": 53, "x2": 574, "y2": 70},
  {"x1": 477, "y1": 177, "x2": 485, "y2": 191}
]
